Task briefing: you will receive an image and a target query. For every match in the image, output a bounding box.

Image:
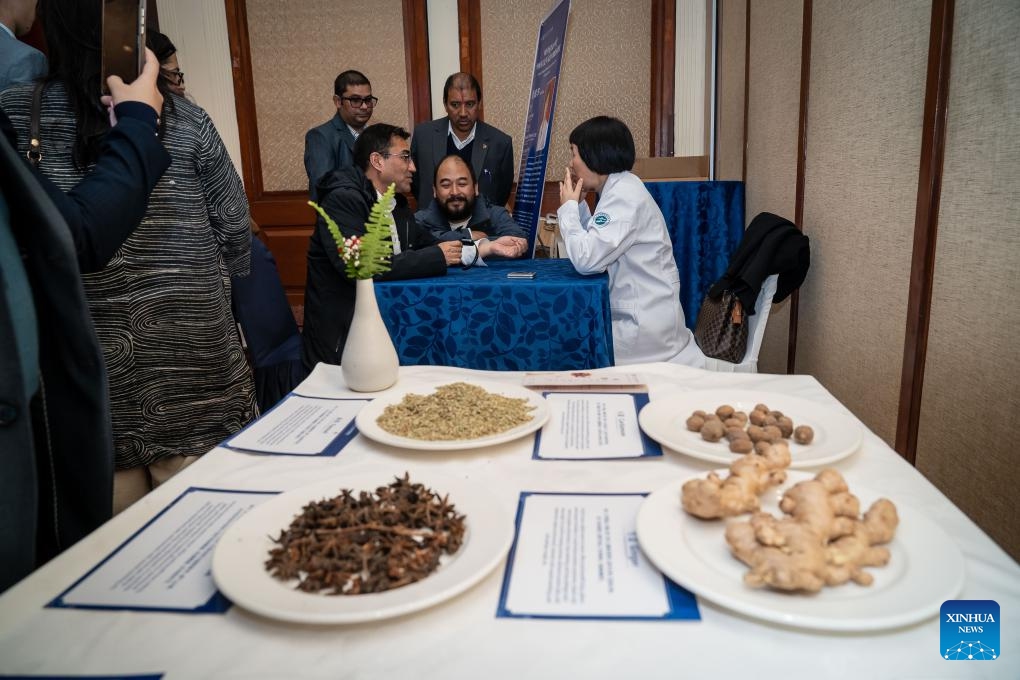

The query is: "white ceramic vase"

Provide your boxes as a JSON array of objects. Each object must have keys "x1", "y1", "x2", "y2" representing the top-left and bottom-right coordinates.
[{"x1": 340, "y1": 278, "x2": 399, "y2": 392}]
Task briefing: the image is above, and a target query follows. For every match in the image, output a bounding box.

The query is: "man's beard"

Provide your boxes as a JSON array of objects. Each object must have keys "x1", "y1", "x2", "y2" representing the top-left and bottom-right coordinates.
[{"x1": 440, "y1": 195, "x2": 475, "y2": 222}]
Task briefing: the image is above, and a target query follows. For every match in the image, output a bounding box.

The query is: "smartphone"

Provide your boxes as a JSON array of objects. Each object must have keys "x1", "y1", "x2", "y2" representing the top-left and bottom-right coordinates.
[
  {"x1": 507, "y1": 271, "x2": 536, "y2": 279},
  {"x1": 101, "y1": 0, "x2": 146, "y2": 94}
]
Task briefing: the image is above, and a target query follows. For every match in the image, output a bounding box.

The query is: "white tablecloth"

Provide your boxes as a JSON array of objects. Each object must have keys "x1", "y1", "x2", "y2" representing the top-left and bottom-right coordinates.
[{"x1": 0, "y1": 364, "x2": 1017, "y2": 679}]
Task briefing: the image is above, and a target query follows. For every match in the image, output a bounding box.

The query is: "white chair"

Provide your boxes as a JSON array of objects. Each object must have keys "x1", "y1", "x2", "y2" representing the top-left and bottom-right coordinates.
[{"x1": 702, "y1": 274, "x2": 779, "y2": 373}]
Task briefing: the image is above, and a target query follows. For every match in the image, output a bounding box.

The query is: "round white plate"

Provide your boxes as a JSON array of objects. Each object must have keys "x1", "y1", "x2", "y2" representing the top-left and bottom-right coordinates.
[
  {"x1": 636, "y1": 471, "x2": 965, "y2": 632},
  {"x1": 638, "y1": 389, "x2": 863, "y2": 468},
  {"x1": 355, "y1": 380, "x2": 549, "y2": 451},
  {"x1": 212, "y1": 473, "x2": 514, "y2": 624}
]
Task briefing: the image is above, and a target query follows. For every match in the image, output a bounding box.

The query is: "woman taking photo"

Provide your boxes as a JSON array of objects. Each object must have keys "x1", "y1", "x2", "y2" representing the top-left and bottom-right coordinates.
[
  {"x1": 557, "y1": 116, "x2": 704, "y2": 367},
  {"x1": 0, "y1": 0, "x2": 256, "y2": 513}
]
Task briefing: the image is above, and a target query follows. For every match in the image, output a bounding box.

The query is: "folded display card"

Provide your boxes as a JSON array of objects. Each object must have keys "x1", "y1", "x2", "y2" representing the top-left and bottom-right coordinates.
[
  {"x1": 522, "y1": 371, "x2": 646, "y2": 392},
  {"x1": 222, "y1": 394, "x2": 365, "y2": 456},
  {"x1": 533, "y1": 392, "x2": 661, "y2": 460},
  {"x1": 496, "y1": 492, "x2": 699, "y2": 620},
  {"x1": 50, "y1": 488, "x2": 277, "y2": 613}
]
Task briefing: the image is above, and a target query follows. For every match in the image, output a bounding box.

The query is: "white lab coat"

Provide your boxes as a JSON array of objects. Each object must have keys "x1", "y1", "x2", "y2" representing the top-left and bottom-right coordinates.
[{"x1": 557, "y1": 172, "x2": 705, "y2": 367}]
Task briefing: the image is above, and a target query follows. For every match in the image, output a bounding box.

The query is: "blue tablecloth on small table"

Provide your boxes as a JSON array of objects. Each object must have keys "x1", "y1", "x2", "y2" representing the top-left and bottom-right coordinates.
[
  {"x1": 375, "y1": 259, "x2": 613, "y2": 371},
  {"x1": 645, "y1": 180, "x2": 745, "y2": 328}
]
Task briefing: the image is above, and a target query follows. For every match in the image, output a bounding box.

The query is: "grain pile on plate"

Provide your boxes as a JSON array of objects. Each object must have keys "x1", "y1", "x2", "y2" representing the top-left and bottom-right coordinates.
[{"x1": 376, "y1": 382, "x2": 534, "y2": 440}]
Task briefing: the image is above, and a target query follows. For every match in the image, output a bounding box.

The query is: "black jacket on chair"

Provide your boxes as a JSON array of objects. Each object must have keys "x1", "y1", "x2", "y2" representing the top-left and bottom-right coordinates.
[{"x1": 709, "y1": 212, "x2": 810, "y2": 315}]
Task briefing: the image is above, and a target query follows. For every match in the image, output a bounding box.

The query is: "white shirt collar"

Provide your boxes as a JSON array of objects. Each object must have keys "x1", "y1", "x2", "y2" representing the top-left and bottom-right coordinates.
[
  {"x1": 348, "y1": 124, "x2": 361, "y2": 140},
  {"x1": 0, "y1": 22, "x2": 16, "y2": 40},
  {"x1": 447, "y1": 122, "x2": 477, "y2": 150}
]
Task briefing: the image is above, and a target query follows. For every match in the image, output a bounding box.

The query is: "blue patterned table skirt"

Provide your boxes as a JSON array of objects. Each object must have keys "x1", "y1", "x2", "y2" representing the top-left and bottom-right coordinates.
[
  {"x1": 645, "y1": 180, "x2": 745, "y2": 328},
  {"x1": 375, "y1": 259, "x2": 614, "y2": 371}
]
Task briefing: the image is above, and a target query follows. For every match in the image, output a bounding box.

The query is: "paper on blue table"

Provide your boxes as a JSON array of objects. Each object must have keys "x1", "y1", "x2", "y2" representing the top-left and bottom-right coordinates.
[
  {"x1": 50, "y1": 488, "x2": 277, "y2": 613},
  {"x1": 223, "y1": 394, "x2": 365, "y2": 456},
  {"x1": 496, "y1": 492, "x2": 699, "y2": 620}
]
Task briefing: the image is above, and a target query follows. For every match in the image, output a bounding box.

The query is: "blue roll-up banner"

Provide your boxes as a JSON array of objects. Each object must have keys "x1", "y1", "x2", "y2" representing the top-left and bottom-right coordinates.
[{"x1": 512, "y1": 0, "x2": 572, "y2": 257}]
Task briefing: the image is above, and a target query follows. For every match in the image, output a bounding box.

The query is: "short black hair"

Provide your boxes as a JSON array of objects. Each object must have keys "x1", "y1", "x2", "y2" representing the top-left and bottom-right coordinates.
[
  {"x1": 443, "y1": 72, "x2": 481, "y2": 103},
  {"x1": 353, "y1": 123, "x2": 410, "y2": 172},
  {"x1": 146, "y1": 29, "x2": 176, "y2": 64},
  {"x1": 334, "y1": 70, "x2": 370, "y2": 97},
  {"x1": 433, "y1": 154, "x2": 477, "y2": 187},
  {"x1": 568, "y1": 116, "x2": 635, "y2": 174}
]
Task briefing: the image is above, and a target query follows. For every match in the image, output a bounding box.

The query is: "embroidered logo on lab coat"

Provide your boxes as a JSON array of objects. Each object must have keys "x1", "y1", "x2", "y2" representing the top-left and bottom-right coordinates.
[{"x1": 592, "y1": 212, "x2": 611, "y2": 227}]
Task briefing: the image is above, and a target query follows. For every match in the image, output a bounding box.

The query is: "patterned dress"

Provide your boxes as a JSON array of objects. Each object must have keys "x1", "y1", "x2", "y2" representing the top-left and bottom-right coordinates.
[{"x1": 0, "y1": 83, "x2": 257, "y2": 468}]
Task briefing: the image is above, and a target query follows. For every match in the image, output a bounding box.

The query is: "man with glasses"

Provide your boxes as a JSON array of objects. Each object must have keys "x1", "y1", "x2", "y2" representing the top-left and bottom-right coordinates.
[
  {"x1": 302, "y1": 123, "x2": 463, "y2": 370},
  {"x1": 410, "y1": 72, "x2": 514, "y2": 210},
  {"x1": 304, "y1": 70, "x2": 376, "y2": 201}
]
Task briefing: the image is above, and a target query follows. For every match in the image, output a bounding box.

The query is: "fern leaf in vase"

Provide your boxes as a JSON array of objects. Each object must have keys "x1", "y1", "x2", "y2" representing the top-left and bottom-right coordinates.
[{"x1": 308, "y1": 182, "x2": 395, "y2": 280}]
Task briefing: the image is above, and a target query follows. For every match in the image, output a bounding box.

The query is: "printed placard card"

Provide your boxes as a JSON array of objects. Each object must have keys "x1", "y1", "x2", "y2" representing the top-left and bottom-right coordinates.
[
  {"x1": 0, "y1": 676, "x2": 163, "y2": 680},
  {"x1": 223, "y1": 394, "x2": 365, "y2": 456},
  {"x1": 496, "y1": 493, "x2": 699, "y2": 620},
  {"x1": 534, "y1": 393, "x2": 661, "y2": 459},
  {"x1": 522, "y1": 371, "x2": 646, "y2": 392},
  {"x1": 51, "y1": 488, "x2": 276, "y2": 613}
]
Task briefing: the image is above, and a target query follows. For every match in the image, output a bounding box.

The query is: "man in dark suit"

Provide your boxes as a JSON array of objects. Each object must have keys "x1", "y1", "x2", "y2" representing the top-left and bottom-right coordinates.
[
  {"x1": 410, "y1": 72, "x2": 514, "y2": 210},
  {"x1": 303, "y1": 70, "x2": 375, "y2": 201}
]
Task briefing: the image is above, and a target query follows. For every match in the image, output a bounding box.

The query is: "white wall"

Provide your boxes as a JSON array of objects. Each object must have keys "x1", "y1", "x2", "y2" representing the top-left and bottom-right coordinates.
[
  {"x1": 675, "y1": 0, "x2": 707, "y2": 156},
  {"x1": 156, "y1": 0, "x2": 243, "y2": 180},
  {"x1": 427, "y1": 0, "x2": 460, "y2": 119}
]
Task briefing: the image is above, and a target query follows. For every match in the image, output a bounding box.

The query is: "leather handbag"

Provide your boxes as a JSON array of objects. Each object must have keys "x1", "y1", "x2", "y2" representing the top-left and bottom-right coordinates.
[{"x1": 694, "y1": 290, "x2": 748, "y2": 363}]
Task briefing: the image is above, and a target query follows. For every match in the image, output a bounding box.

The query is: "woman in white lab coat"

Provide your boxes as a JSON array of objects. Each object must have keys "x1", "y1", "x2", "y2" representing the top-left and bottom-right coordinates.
[{"x1": 557, "y1": 116, "x2": 704, "y2": 367}]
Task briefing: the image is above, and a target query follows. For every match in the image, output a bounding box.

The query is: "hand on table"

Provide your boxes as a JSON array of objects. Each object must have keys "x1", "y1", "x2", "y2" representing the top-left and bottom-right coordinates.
[
  {"x1": 559, "y1": 167, "x2": 584, "y2": 205},
  {"x1": 483, "y1": 236, "x2": 528, "y2": 259},
  {"x1": 437, "y1": 240, "x2": 464, "y2": 266}
]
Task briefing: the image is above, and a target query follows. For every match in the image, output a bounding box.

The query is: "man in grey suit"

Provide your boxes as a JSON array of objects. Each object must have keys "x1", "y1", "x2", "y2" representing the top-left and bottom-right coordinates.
[
  {"x1": 303, "y1": 70, "x2": 375, "y2": 201},
  {"x1": 0, "y1": 0, "x2": 46, "y2": 91},
  {"x1": 410, "y1": 72, "x2": 514, "y2": 210}
]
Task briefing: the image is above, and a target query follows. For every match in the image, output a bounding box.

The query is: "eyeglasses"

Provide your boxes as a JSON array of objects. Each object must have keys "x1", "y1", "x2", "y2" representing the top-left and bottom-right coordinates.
[
  {"x1": 160, "y1": 68, "x2": 184, "y2": 85},
  {"x1": 341, "y1": 95, "x2": 378, "y2": 108},
  {"x1": 381, "y1": 152, "x2": 412, "y2": 163}
]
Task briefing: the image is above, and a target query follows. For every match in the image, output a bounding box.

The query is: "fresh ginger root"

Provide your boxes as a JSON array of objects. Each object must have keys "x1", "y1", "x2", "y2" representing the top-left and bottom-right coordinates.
[
  {"x1": 724, "y1": 469, "x2": 899, "y2": 592},
  {"x1": 778, "y1": 468, "x2": 860, "y2": 541},
  {"x1": 726, "y1": 513, "x2": 829, "y2": 592},
  {"x1": 824, "y1": 499, "x2": 899, "y2": 586},
  {"x1": 681, "y1": 441, "x2": 792, "y2": 519}
]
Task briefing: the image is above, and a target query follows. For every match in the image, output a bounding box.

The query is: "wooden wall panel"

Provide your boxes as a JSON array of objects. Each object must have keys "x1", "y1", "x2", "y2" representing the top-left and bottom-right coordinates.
[
  {"x1": 715, "y1": 0, "x2": 747, "y2": 181},
  {"x1": 744, "y1": 0, "x2": 803, "y2": 374},
  {"x1": 916, "y1": 0, "x2": 1020, "y2": 561},
  {"x1": 796, "y1": 0, "x2": 930, "y2": 445},
  {"x1": 225, "y1": 1, "x2": 431, "y2": 313}
]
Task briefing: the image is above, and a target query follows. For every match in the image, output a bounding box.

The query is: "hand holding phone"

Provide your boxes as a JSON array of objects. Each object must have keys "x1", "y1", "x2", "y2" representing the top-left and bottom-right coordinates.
[
  {"x1": 101, "y1": 48, "x2": 164, "y2": 125},
  {"x1": 101, "y1": 0, "x2": 146, "y2": 94}
]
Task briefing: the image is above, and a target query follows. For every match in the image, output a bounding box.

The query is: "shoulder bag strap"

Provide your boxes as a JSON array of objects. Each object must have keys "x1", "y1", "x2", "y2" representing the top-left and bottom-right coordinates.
[{"x1": 26, "y1": 81, "x2": 45, "y2": 169}]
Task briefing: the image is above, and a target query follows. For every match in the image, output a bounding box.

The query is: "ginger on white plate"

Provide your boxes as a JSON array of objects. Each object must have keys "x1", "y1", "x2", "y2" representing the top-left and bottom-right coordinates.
[
  {"x1": 681, "y1": 442, "x2": 792, "y2": 519},
  {"x1": 724, "y1": 469, "x2": 899, "y2": 592}
]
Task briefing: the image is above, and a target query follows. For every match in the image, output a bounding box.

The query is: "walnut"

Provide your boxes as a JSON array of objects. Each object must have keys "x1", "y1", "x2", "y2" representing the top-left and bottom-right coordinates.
[
  {"x1": 794, "y1": 425, "x2": 815, "y2": 445},
  {"x1": 700, "y1": 419, "x2": 726, "y2": 442}
]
